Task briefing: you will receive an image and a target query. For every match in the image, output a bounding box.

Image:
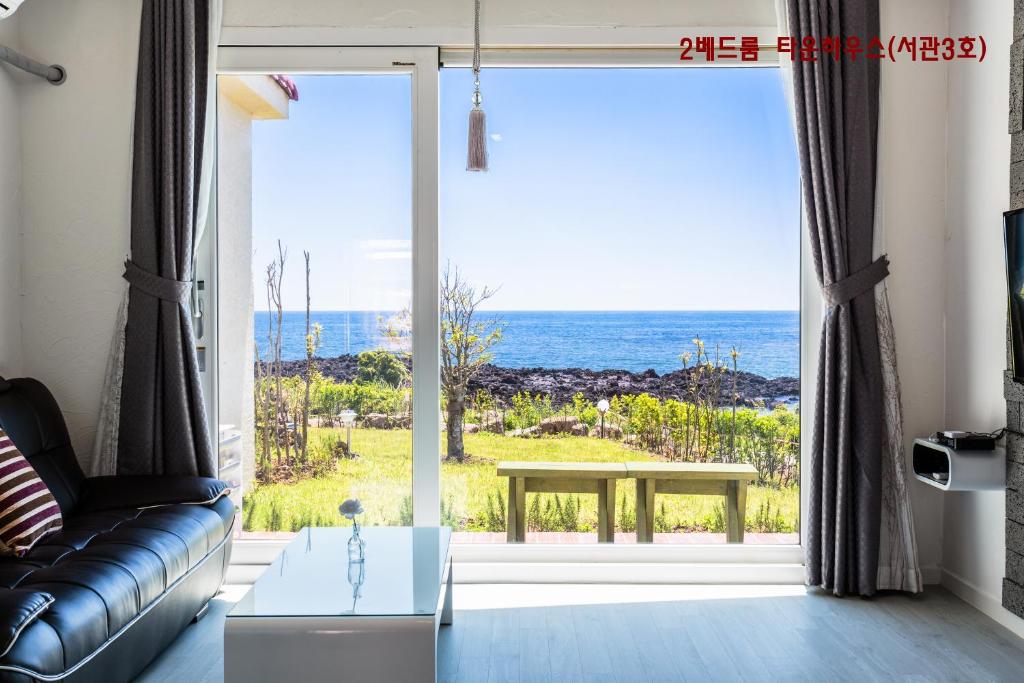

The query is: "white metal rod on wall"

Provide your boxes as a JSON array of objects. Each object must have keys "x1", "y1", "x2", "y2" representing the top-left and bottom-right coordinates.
[{"x1": 0, "y1": 45, "x2": 65, "y2": 84}]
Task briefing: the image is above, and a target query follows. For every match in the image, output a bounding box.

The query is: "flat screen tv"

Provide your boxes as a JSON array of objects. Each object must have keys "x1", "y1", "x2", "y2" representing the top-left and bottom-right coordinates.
[{"x1": 1006, "y1": 208, "x2": 1024, "y2": 381}]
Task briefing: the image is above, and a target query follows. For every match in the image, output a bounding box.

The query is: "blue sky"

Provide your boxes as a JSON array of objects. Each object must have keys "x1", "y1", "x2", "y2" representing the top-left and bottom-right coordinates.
[{"x1": 251, "y1": 67, "x2": 799, "y2": 312}]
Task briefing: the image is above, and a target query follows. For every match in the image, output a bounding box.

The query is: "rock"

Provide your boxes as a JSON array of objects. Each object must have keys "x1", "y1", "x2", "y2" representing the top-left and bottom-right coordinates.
[
  {"x1": 509, "y1": 426, "x2": 540, "y2": 438},
  {"x1": 539, "y1": 415, "x2": 580, "y2": 435},
  {"x1": 463, "y1": 423, "x2": 480, "y2": 434},
  {"x1": 360, "y1": 413, "x2": 391, "y2": 429},
  {"x1": 275, "y1": 354, "x2": 800, "y2": 408},
  {"x1": 588, "y1": 424, "x2": 623, "y2": 439},
  {"x1": 570, "y1": 423, "x2": 589, "y2": 436},
  {"x1": 479, "y1": 410, "x2": 505, "y2": 434}
]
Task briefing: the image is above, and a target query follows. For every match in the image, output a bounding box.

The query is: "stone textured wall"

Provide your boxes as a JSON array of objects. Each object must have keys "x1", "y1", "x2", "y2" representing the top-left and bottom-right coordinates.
[
  {"x1": 1006, "y1": 0, "x2": 1024, "y2": 617},
  {"x1": 1005, "y1": 375, "x2": 1024, "y2": 615}
]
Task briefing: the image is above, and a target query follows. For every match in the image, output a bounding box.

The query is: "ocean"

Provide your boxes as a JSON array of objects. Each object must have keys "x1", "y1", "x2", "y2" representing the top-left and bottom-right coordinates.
[{"x1": 254, "y1": 310, "x2": 799, "y2": 379}]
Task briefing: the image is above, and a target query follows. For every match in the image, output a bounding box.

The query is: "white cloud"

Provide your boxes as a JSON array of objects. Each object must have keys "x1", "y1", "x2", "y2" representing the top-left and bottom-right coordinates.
[
  {"x1": 359, "y1": 239, "x2": 411, "y2": 250},
  {"x1": 366, "y1": 251, "x2": 412, "y2": 261},
  {"x1": 490, "y1": 133, "x2": 503, "y2": 142}
]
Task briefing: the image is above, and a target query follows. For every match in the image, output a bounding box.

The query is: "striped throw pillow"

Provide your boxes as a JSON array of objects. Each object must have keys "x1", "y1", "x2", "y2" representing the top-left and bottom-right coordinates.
[{"x1": 0, "y1": 429, "x2": 62, "y2": 556}]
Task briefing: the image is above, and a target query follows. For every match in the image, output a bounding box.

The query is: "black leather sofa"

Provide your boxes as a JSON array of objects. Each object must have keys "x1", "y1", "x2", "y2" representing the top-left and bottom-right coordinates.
[{"x1": 0, "y1": 378, "x2": 234, "y2": 682}]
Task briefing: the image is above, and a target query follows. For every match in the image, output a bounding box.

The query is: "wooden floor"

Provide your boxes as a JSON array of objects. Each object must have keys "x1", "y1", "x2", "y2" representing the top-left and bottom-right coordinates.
[{"x1": 137, "y1": 583, "x2": 1024, "y2": 682}]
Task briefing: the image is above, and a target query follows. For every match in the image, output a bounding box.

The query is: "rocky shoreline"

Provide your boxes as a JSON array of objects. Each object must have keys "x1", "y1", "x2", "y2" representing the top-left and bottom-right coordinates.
[{"x1": 277, "y1": 354, "x2": 799, "y2": 408}]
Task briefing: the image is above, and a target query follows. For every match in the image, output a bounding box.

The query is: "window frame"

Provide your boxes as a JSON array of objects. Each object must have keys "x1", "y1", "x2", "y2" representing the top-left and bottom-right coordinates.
[
  {"x1": 217, "y1": 46, "x2": 442, "y2": 527},
  {"x1": 215, "y1": 46, "x2": 815, "y2": 574}
]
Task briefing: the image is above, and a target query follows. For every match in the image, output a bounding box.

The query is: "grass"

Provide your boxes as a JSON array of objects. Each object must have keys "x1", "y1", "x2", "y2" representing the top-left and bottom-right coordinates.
[{"x1": 243, "y1": 427, "x2": 799, "y2": 534}]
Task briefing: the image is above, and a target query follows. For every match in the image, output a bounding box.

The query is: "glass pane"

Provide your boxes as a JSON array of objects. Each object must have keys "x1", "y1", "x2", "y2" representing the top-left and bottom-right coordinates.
[
  {"x1": 217, "y1": 73, "x2": 413, "y2": 536},
  {"x1": 439, "y1": 67, "x2": 800, "y2": 544}
]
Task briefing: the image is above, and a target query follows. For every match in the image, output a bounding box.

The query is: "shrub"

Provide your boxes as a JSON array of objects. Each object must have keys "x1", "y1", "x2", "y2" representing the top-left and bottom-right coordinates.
[
  {"x1": 751, "y1": 498, "x2": 791, "y2": 533},
  {"x1": 400, "y1": 495, "x2": 459, "y2": 529},
  {"x1": 399, "y1": 495, "x2": 414, "y2": 526},
  {"x1": 552, "y1": 495, "x2": 581, "y2": 532},
  {"x1": 484, "y1": 488, "x2": 506, "y2": 532},
  {"x1": 569, "y1": 392, "x2": 599, "y2": 428},
  {"x1": 356, "y1": 350, "x2": 408, "y2": 388},
  {"x1": 626, "y1": 393, "x2": 662, "y2": 450},
  {"x1": 267, "y1": 500, "x2": 284, "y2": 532},
  {"x1": 309, "y1": 376, "x2": 407, "y2": 418},
  {"x1": 707, "y1": 501, "x2": 727, "y2": 533},
  {"x1": 654, "y1": 502, "x2": 672, "y2": 533},
  {"x1": 507, "y1": 392, "x2": 553, "y2": 430},
  {"x1": 617, "y1": 494, "x2": 636, "y2": 532}
]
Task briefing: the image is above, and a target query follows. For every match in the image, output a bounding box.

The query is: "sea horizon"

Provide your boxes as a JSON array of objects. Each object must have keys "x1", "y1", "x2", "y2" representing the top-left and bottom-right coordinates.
[{"x1": 255, "y1": 309, "x2": 800, "y2": 378}]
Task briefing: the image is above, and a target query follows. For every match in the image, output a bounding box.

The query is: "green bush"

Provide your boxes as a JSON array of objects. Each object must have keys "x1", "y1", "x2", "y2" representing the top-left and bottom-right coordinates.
[
  {"x1": 507, "y1": 392, "x2": 554, "y2": 430},
  {"x1": 569, "y1": 392, "x2": 599, "y2": 428},
  {"x1": 356, "y1": 350, "x2": 408, "y2": 388},
  {"x1": 625, "y1": 393, "x2": 662, "y2": 450},
  {"x1": 308, "y1": 375, "x2": 408, "y2": 418}
]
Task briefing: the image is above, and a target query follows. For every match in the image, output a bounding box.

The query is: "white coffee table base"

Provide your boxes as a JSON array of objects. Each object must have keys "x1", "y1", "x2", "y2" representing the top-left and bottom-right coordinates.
[{"x1": 226, "y1": 552, "x2": 452, "y2": 683}]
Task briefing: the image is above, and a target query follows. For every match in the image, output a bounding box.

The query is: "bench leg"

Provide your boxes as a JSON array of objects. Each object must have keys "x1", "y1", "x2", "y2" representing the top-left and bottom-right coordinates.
[
  {"x1": 726, "y1": 481, "x2": 747, "y2": 543},
  {"x1": 514, "y1": 478, "x2": 526, "y2": 542},
  {"x1": 635, "y1": 478, "x2": 655, "y2": 543},
  {"x1": 598, "y1": 478, "x2": 616, "y2": 543},
  {"x1": 505, "y1": 479, "x2": 516, "y2": 540}
]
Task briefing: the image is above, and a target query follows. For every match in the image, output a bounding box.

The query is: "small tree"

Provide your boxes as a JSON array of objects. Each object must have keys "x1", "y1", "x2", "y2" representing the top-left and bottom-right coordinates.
[{"x1": 440, "y1": 264, "x2": 503, "y2": 462}]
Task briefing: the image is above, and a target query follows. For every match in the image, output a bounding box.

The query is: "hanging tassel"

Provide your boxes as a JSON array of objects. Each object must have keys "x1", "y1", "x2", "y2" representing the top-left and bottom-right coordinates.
[
  {"x1": 466, "y1": 0, "x2": 488, "y2": 172},
  {"x1": 467, "y1": 95, "x2": 488, "y2": 172}
]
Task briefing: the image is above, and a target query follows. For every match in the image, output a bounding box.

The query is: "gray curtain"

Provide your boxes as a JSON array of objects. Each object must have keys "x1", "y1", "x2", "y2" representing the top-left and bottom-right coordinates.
[
  {"x1": 786, "y1": 0, "x2": 888, "y2": 596},
  {"x1": 117, "y1": 0, "x2": 214, "y2": 478}
]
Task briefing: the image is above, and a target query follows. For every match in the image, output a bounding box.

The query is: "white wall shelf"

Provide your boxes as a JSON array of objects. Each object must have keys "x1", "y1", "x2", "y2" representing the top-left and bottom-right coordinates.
[{"x1": 912, "y1": 437, "x2": 1005, "y2": 491}]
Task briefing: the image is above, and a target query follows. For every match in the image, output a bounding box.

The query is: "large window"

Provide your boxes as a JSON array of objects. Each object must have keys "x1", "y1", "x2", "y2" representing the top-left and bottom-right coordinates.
[
  {"x1": 216, "y1": 48, "x2": 800, "y2": 547},
  {"x1": 439, "y1": 66, "x2": 800, "y2": 544}
]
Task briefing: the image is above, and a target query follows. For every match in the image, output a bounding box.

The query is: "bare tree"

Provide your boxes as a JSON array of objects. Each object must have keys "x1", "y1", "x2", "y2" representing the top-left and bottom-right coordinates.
[
  {"x1": 271, "y1": 241, "x2": 287, "y2": 466},
  {"x1": 258, "y1": 260, "x2": 281, "y2": 471},
  {"x1": 440, "y1": 264, "x2": 503, "y2": 462},
  {"x1": 300, "y1": 250, "x2": 321, "y2": 465}
]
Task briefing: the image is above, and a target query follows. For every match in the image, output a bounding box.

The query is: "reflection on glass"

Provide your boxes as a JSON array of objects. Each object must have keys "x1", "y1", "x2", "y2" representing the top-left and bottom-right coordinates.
[{"x1": 227, "y1": 73, "x2": 414, "y2": 535}]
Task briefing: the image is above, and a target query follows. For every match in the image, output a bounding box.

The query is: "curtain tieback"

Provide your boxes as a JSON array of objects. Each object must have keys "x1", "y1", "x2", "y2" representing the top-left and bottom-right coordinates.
[
  {"x1": 822, "y1": 255, "x2": 890, "y2": 307},
  {"x1": 122, "y1": 259, "x2": 191, "y2": 305}
]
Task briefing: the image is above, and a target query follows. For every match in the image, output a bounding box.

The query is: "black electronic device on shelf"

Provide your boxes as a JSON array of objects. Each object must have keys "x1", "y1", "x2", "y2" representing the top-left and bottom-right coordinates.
[{"x1": 933, "y1": 430, "x2": 1000, "y2": 451}]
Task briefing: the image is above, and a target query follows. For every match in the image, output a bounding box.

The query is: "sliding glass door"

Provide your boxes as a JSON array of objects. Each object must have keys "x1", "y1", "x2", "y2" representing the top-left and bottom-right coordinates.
[{"x1": 215, "y1": 48, "x2": 439, "y2": 536}]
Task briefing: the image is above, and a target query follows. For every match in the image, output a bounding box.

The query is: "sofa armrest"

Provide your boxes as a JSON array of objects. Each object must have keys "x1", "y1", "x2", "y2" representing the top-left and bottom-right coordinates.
[
  {"x1": 77, "y1": 476, "x2": 229, "y2": 514},
  {"x1": 0, "y1": 589, "x2": 54, "y2": 657}
]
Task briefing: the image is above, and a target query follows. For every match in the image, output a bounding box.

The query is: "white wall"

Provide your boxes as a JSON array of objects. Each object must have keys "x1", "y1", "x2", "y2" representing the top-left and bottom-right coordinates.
[
  {"x1": 877, "y1": 0, "x2": 951, "y2": 582},
  {"x1": 942, "y1": 0, "x2": 1023, "y2": 635},
  {"x1": 14, "y1": 0, "x2": 140, "y2": 455},
  {"x1": 0, "y1": 16, "x2": 23, "y2": 377},
  {"x1": 222, "y1": 0, "x2": 777, "y2": 46}
]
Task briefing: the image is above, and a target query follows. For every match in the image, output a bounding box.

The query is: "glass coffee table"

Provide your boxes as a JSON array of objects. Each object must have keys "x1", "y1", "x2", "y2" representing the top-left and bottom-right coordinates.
[{"x1": 225, "y1": 526, "x2": 452, "y2": 683}]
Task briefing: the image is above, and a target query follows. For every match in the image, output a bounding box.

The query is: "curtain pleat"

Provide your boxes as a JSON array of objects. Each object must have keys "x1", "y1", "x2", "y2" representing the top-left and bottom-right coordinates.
[{"x1": 776, "y1": 0, "x2": 920, "y2": 596}]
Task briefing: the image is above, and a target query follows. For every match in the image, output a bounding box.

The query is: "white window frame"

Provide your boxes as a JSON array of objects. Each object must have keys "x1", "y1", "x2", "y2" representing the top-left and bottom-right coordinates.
[
  {"x1": 217, "y1": 46, "x2": 442, "y2": 527},
  {"x1": 216, "y1": 46, "x2": 815, "y2": 577}
]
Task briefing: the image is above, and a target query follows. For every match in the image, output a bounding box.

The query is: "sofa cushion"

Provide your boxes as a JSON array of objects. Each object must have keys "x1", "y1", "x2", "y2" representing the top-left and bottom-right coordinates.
[
  {"x1": 0, "y1": 379, "x2": 86, "y2": 516},
  {"x1": 0, "y1": 429, "x2": 63, "y2": 556},
  {"x1": 0, "y1": 589, "x2": 53, "y2": 658}
]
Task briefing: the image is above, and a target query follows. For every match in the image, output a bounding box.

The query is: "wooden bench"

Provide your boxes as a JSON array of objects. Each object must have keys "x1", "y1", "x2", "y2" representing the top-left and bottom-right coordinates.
[
  {"x1": 626, "y1": 462, "x2": 757, "y2": 543},
  {"x1": 496, "y1": 462, "x2": 626, "y2": 543}
]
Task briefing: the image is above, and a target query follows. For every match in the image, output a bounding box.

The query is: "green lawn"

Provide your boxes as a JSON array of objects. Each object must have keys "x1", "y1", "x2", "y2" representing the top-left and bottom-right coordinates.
[{"x1": 242, "y1": 427, "x2": 799, "y2": 534}]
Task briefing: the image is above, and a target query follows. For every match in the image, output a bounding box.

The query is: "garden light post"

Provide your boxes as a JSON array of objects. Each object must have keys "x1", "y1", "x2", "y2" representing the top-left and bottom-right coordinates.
[
  {"x1": 597, "y1": 399, "x2": 610, "y2": 439},
  {"x1": 339, "y1": 410, "x2": 357, "y2": 453}
]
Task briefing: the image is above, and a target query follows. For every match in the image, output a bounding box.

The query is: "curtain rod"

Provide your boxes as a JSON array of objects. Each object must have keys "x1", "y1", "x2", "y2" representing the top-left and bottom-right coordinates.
[{"x1": 0, "y1": 45, "x2": 65, "y2": 84}]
